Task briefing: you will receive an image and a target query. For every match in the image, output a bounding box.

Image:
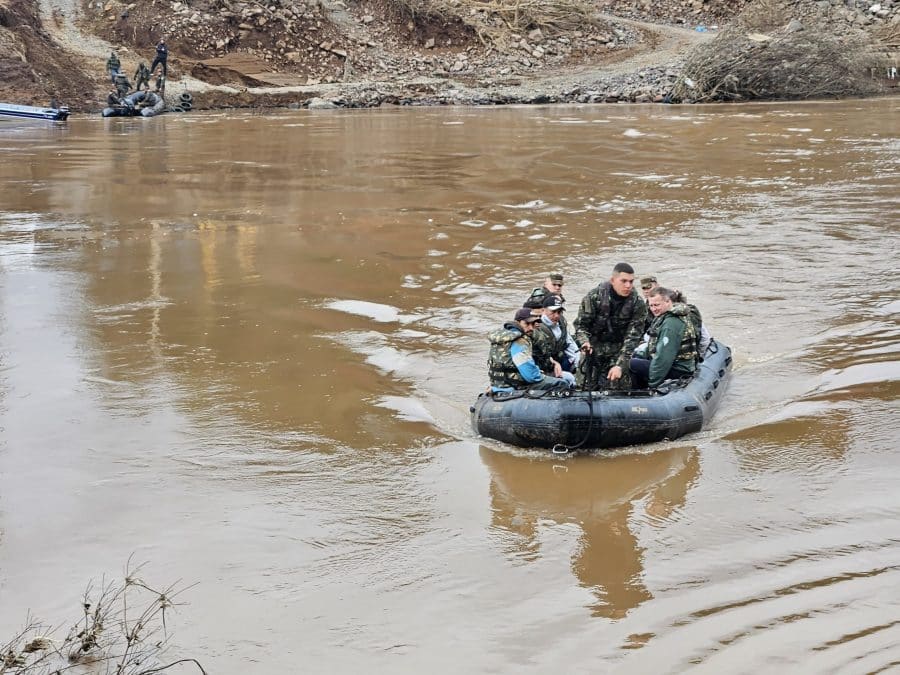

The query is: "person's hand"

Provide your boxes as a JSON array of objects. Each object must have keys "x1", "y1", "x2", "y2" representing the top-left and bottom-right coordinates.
[
  {"x1": 551, "y1": 359, "x2": 563, "y2": 378},
  {"x1": 580, "y1": 342, "x2": 593, "y2": 355},
  {"x1": 607, "y1": 365, "x2": 623, "y2": 381}
]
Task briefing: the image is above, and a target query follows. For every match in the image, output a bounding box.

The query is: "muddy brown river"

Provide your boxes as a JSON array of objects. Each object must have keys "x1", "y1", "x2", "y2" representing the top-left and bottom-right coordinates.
[{"x1": 1, "y1": 99, "x2": 898, "y2": 673}]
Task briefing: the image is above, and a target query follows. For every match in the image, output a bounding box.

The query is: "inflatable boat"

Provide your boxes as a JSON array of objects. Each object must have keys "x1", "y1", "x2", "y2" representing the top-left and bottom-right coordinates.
[
  {"x1": 470, "y1": 341, "x2": 733, "y2": 452},
  {"x1": 0, "y1": 102, "x2": 69, "y2": 121},
  {"x1": 102, "y1": 91, "x2": 166, "y2": 118}
]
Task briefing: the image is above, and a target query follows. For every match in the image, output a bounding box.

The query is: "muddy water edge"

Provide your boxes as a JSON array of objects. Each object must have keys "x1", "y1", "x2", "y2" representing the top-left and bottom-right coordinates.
[{"x1": 0, "y1": 99, "x2": 898, "y2": 673}]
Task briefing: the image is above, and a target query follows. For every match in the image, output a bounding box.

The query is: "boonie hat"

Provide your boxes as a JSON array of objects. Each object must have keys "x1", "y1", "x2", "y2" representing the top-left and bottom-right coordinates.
[
  {"x1": 542, "y1": 295, "x2": 565, "y2": 311},
  {"x1": 514, "y1": 307, "x2": 541, "y2": 323},
  {"x1": 640, "y1": 275, "x2": 657, "y2": 288}
]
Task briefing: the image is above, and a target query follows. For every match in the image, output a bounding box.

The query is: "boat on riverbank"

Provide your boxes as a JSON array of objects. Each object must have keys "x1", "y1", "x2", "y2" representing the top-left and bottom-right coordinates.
[
  {"x1": 0, "y1": 102, "x2": 69, "y2": 121},
  {"x1": 102, "y1": 90, "x2": 167, "y2": 118},
  {"x1": 470, "y1": 341, "x2": 733, "y2": 452}
]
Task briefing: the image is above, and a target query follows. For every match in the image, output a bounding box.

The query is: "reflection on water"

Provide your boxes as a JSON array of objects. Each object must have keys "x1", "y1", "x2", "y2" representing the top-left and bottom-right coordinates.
[
  {"x1": 0, "y1": 100, "x2": 898, "y2": 673},
  {"x1": 483, "y1": 447, "x2": 699, "y2": 618}
]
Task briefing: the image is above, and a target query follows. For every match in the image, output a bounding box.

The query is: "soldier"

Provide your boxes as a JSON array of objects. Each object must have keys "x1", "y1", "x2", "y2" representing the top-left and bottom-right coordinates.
[
  {"x1": 487, "y1": 307, "x2": 571, "y2": 393},
  {"x1": 106, "y1": 50, "x2": 121, "y2": 83},
  {"x1": 113, "y1": 71, "x2": 132, "y2": 98},
  {"x1": 531, "y1": 294, "x2": 578, "y2": 387},
  {"x1": 134, "y1": 62, "x2": 151, "y2": 91},
  {"x1": 150, "y1": 38, "x2": 168, "y2": 77},
  {"x1": 629, "y1": 287, "x2": 698, "y2": 389},
  {"x1": 668, "y1": 288, "x2": 711, "y2": 357},
  {"x1": 573, "y1": 262, "x2": 648, "y2": 391},
  {"x1": 640, "y1": 275, "x2": 658, "y2": 334},
  {"x1": 524, "y1": 272, "x2": 565, "y2": 309}
]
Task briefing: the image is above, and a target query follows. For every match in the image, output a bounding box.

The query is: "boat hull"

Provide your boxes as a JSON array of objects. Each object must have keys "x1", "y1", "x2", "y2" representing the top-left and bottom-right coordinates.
[
  {"x1": 470, "y1": 341, "x2": 733, "y2": 450},
  {"x1": 0, "y1": 103, "x2": 69, "y2": 121}
]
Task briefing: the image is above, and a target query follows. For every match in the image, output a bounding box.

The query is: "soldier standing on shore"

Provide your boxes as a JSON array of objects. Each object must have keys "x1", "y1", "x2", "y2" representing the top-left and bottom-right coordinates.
[
  {"x1": 134, "y1": 62, "x2": 151, "y2": 91},
  {"x1": 106, "y1": 50, "x2": 121, "y2": 83},
  {"x1": 150, "y1": 39, "x2": 168, "y2": 77}
]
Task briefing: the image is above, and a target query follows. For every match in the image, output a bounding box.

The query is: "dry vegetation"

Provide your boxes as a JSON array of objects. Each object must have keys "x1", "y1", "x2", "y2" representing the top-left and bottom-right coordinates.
[
  {"x1": 672, "y1": 0, "x2": 890, "y2": 101},
  {"x1": 1, "y1": 561, "x2": 204, "y2": 675}
]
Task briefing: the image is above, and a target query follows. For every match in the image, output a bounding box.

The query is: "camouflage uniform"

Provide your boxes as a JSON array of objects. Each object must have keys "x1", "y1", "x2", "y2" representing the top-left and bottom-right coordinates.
[
  {"x1": 573, "y1": 282, "x2": 648, "y2": 390},
  {"x1": 487, "y1": 323, "x2": 570, "y2": 391},
  {"x1": 643, "y1": 303, "x2": 698, "y2": 386},
  {"x1": 487, "y1": 324, "x2": 533, "y2": 389},
  {"x1": 114, "y1": 72, "x2": 132, "y2": 97},
  {"x1": 530, "y1": 314, "x2": 572, "y2": 374},
  {"x1": 106, "y1": 53, "x2": 121, "y2": 83},
  {"x1": 134, "y1": 63, "x2": 151, "y2": 91},
  {"x1": 524, "y1": 286, "x2": 566, "y2": 310}
]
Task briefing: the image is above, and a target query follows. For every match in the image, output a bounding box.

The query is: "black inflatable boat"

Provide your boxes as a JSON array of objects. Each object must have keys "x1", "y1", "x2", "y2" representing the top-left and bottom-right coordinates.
[
  {"x1": 102, "y1": 91, "x2": 167, "y2": 118},
  {"x1": 470, "y1": 341, "x2": 733, "y2": 451}
]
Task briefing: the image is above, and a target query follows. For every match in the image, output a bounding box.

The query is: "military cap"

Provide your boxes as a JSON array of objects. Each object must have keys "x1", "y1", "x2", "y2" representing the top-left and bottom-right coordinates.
[
  {"x1": 548, "y1": 273, "x2": 564, "y2": 283},
  {"x1": 640, "y1": 276, "x2": 657, "y2": 288}
]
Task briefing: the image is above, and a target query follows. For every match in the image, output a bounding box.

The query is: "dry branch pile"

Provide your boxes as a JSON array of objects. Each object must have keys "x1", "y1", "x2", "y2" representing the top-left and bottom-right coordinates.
[{"x1": 672, "y1": 0, "x2": 889, "y2": 101}]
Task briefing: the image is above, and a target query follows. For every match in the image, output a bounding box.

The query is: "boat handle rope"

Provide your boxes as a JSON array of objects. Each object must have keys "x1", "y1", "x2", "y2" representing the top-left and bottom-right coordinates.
[{"x1": 551, "y1": 393, "x2": 595, "y2": 455}]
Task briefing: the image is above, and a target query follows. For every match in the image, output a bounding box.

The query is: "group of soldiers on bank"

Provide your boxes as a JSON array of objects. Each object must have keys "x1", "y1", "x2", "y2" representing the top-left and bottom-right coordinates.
[
  {"x1": 105, "y1": 39, "x2": 169, "y2": 102},
  {"x1": 487, "y1": 263, "x2": 712, "y2": 394}
]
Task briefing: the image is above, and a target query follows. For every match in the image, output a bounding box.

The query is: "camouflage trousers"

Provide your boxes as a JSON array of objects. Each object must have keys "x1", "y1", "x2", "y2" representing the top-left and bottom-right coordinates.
[{"x1": 575, "y1": 348, "x2": 632, "y2": 391}]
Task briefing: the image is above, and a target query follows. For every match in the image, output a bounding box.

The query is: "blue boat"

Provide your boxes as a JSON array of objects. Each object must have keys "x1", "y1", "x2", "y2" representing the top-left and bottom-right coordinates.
[{"x1": 0, "y1": 102, "x2": 69, "y2": 121}]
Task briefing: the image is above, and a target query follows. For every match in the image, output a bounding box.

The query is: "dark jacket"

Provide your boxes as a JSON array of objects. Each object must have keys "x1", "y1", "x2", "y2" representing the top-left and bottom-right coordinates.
[{"x1": 531, "y1": 315, "x2": 570, "y2": 373}]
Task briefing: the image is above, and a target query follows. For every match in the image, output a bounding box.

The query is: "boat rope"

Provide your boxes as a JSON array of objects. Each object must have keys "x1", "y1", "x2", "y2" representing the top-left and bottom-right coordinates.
[{"x1": 551, "y1": 393, "x2": 595, "y2": 455}]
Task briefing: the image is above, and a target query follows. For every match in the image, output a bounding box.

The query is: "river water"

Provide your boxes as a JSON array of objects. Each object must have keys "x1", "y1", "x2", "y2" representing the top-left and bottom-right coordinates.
[{"x1": 1, "y1": 99, "x2": 898, "y2": 673}]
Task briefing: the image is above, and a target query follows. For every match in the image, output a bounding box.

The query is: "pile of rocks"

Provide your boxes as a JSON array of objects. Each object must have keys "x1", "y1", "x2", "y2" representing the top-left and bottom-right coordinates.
[{"x1": 598, "y1": 0, "x2": 752, "y2": 27}]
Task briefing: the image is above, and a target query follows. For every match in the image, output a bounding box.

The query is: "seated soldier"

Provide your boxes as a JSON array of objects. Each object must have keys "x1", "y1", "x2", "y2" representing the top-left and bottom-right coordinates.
[
  {"x1": 531, "y1": 294, "x2": 578, "y2": 387},
  {"x1": 524, "y1": 273, "x2": 565, "y2": 309},
  {"x1": 487, "y1": 307, "x2": 571, "y2": 393},
  {"x1": 639, "y1": 275, "x2": 658, "y2": 335},
  {"x1": 669, "y1": 288, "x2": 711, "y2": 356},
  {"x1": 629, "y1": 287, "x2": 698, "y2": 389}
]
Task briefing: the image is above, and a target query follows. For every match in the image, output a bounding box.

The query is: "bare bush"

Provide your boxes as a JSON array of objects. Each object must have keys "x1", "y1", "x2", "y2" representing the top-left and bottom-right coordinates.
[
  {"x1": 671, "y1": 0, "x2": 891, "y2": 102},
  {"x1": 1, "y1": 561, "x2": 205, "y2": 675}
]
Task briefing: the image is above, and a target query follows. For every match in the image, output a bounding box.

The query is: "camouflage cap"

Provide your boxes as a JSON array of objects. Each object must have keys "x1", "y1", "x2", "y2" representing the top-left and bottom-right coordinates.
[
  {"x1": 548, "y1": 273, "x2": 563, "y2": 283},
  {"x1": 640, "y1": 276, "x2": 657, "y2": 288}
]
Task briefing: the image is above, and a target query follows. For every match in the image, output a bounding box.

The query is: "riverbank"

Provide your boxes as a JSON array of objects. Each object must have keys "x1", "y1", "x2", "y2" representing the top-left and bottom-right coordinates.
[{"x1": 1, "y1": 0, "x2": 897, "y2": 112}]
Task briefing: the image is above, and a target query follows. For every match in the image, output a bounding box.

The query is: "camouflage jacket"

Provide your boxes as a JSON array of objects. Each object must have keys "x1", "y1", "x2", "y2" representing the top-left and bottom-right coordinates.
[
  {"x1": 646, "y1": 303, "x2": 698, "y2": 386},
  {"x1": 487, "y1": 324, "x2": 535, "y2": 389},
  {"x1": 531, "y1": 315, "x2": 570, "y2": 372},
  {"x1": 524, "y1": 286, "x2": 566, "y2": 310},
  {"x1": 573, "y1": 282, "x2": 648, "y2": 369}
]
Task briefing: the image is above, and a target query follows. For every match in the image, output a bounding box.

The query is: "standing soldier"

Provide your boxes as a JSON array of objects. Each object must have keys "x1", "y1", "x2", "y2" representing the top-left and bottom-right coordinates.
[
  {"x1": 134, "y1": 62, "x2": 151, "y2": 91},
  {"x1": 150, "y1": 38, "x2": 168, "y2": 77},
  {"x1": 106, "y1": 50, "x2": 121, "y2": 83},
  {"x1": 573, "y1": 262, "x2": 648, "y2": 391}
]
